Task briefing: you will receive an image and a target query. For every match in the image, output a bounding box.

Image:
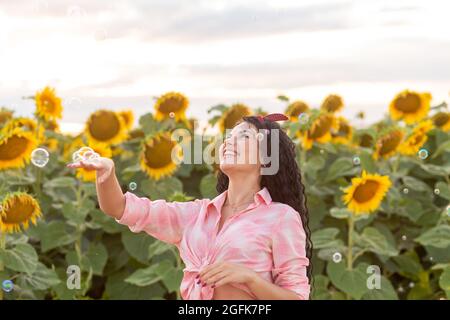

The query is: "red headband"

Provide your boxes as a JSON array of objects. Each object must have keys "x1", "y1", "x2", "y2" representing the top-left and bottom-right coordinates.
[{"x1": 255, "y1": 113, "x2": 288, "y2": 123}]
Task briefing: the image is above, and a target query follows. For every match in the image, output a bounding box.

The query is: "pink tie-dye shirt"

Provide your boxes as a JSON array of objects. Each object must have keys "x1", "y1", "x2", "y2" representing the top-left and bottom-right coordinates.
[{"x1": 115, "y1": 187, "x2": 310, "y2": 300}]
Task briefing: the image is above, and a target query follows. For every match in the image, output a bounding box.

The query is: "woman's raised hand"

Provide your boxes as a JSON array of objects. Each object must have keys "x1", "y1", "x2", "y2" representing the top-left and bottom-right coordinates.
[{"x1": 66, "y1": 150, "x2": 115, "y2": 184}]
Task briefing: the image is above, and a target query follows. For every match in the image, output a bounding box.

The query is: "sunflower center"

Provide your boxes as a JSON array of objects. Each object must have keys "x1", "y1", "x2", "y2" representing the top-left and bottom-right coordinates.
[
  {"x1": 394, "y1": 93, "x2": 421, "y2": 113},
  {"x1": 223, "y1": 106, "x2": 251, "y2": 130},
  {"x1": 144, "y1": 137, "x2": 175, "y2": 169},
  {"x1": 159, "y1": 97, "x2": 184, "y2": 113},
  {"x1": 0, "y1": 135, "x2": 31, "y2": 161},
  {"x1": 308, "y1": 116, "x2": 332, "y2": 139},
  {"x1": 2, "y1": 199, "x2": 34, "y2": 224},
  {"x1": 359, "y1": 134, "x2": 374, "y2": 148},
  {"x1": 88, "y1": 111, "x2": 121, "y2": 141},
  {"x1": 353, "y1": 180, "x2": 380, "y2": 203},
  {"x1": 378, "y1": 131, "x2": 402, "y2": 156},
  {"x1": 433, "y1": 113, "x2": 449, "y2": 127},
  {"x1": 41, "y1": 97, "x2": 55, "y2": 112}
]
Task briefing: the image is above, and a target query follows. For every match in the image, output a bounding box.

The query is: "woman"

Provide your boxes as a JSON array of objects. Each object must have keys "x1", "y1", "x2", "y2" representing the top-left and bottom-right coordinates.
[{"x1": 67, "y1": 114, "x2": 312, "y2": 300}]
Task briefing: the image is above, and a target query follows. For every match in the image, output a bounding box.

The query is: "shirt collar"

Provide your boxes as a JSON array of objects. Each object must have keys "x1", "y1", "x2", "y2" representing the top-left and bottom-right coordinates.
[{"x1": 207, "y1": 186, "x2": 272, "y2": 212}]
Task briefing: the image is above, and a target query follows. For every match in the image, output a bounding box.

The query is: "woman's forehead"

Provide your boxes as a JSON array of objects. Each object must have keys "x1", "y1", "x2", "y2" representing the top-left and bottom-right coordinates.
[{"x1": 231, "y1": 121, "x2": 257, "y2": 134}]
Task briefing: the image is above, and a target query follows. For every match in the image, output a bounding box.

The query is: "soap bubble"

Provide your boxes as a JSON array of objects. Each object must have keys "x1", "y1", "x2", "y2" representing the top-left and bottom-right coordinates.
[
  {"x1": 434, "y1": 189, "x2": 440, "y2": 195},
  {"x1": 169, "y1": 112, "x2": 175, "y2": 118},
  {"x1": 353, "y1": 156, "x2": 361, "y2": 166},
  {"x1": 332, "y1": 252, "x2": 342, "y2": 263},
  {"x1": 403, "y1": 188, "x2": 409, "y2": 194},
  {"x1": 418, "y1": 148, "x2": 429, "y2": 160},
  {"x1": 2, "y1": 279, "x2": 13, "y2": 293},
  {"x1": 31, "y1": 148, "x2": 49, "y2": 168},
  {"x1": 401, "y1": 235, "x2": 407, "y2": 241},
  {"x1": 408, "y1": 282, "x2": 415, "y2": 288},
  {"x1": 298, "y1": 113, "x2": 309, "y2": 125},
  {"x1": 320, "y1": 149, "x2": 325, "y2": 155},
  {"x1": 446, "y1": 205, "x2": 450, "y2": 217},
  {"x1": 398, "y1": 286, "x2": 404, "y2": 293},
  {"x1": 429, "y1": 256, "x2": 434, "y2": 262},
  {"x1": 72, "y1": 147, "x2": 100, "y2": 164},
  {"x1": 129, "y1": 182, "x2": 137, "y2": 191}
]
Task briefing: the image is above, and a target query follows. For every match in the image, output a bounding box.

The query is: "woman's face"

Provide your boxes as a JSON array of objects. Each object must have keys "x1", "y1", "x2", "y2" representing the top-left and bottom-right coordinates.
[{"x1": 219, "y1": 121, "x2": 261, "y2": 174}]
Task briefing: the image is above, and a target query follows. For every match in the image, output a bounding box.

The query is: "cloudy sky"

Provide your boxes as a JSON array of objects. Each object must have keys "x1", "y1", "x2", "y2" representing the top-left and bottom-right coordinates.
[{"x1": 0, "y1": 0, "x2": 449, "y2": 132}]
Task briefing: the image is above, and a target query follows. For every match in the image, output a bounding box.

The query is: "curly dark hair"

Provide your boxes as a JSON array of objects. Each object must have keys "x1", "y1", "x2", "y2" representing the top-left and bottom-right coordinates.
[{"x1": 216, "y1": 115, "x2": 313, "y2": 284}]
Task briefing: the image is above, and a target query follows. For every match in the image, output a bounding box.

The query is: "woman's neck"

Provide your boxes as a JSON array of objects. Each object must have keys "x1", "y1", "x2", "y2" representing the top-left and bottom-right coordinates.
[{"x1": 227, "y1": 174, "x2": 261, "y2": 206}]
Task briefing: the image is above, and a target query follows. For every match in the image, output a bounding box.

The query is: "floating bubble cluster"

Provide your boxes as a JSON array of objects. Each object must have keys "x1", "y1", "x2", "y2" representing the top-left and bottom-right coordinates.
[
  {"x1": 332, "y1": 252, "x2": 342, "y2": 263},
  {"x1": 31, "y1": 148, "x2": 50, "y2": 168},
  {"x1": 72, "y1": 147, "x2": 100, "y2": 164}
]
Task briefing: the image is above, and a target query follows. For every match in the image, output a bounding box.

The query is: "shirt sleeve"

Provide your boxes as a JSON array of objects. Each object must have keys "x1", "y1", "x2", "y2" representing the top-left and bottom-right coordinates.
[
  {"x1": 271, "y1": 207, "x2": 310, "y2": 300},
  {"x1": 115, "y1": 191, "x2": 206, "y2": 245}
]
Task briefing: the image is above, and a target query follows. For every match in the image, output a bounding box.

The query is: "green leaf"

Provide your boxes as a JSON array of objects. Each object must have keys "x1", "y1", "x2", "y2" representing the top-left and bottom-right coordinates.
[
  {"x1": 62, "y1": 201, "x2": 88, "y2": 225},
  {"x1": 148, "y1": 241, "x2": 172, "y2": 259},
  {"x1": 362, "y1": 275, "x2": 398, "y2": 300},
  {"x1": 435, "y1": 181, "x2": 450, "y2": 200},
  {"x1": 121, "y1": 230, "x2": 155, "y2": 263},
  {"x1": 420, "y1": 164, "x2": 450, "y2": 177},
  {"x1": 358, "y1": 150, "x2": 377, "y2": 173},
  {"x1": 415, "y1": 225, "x2": 450, "y2": 249},
  {"x1": 17, "y1": 262, "x2": 61, "y2": 290},
  {"x1": 431, "y1": 139, "x2": 450, "y2": 159},
  {"x1": 392, "y1": 253, "x2": 423, "y2": 280},
  {"x1": 325, "y1": 158, "x2": 359, "y2": 182},
  {"x1": 141, "y1": 177, "x2": 183, "y2": 199},
  {"x1": 357, "y1": 227, "x2": 399, "y2": 257},
  {"x1": 311, "y1": 228, "x2": 344, "y2": 249},
  {"x1": 162, "y1": 267, "x2": 183, "y2": 293},
  {"x1": 330, "y1": 207, "x2": 351, "y2": 219},
  {"x1": 327, "y1": 261, "x2": 369, "y2": 299},
  {"x1": 105, "y1": 270, "x2": 166, "y2": 300},
  {"x1": 125, "y1": 264, "x2": 163, "y2": 287},
  {"x1": 439, "y1": 267, "x2": 450, "y2": 299},
  {"x1": 199, "y1": 173, "x2": 218, "y2": 199},
  {"x1": 43, "y1": 177, "x2": 77, "y2": 189},
  {"x1": 85, "y1": 243, "x2": 108, "y2": 276},
  {"x1": 402, "y1": 176, "x2": 431, "y2": 193},
  {"x1": 40, "y1": 221, "x2": 77, "y2": 252},
  {"x1": 0, "y1": 243, "x2": 38, "y2": 275}
]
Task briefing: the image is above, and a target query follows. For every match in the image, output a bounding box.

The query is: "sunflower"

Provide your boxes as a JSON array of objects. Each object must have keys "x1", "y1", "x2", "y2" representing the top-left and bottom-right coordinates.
[
  {"x1": 398, "y1": 120, "x2": 434, "y2": 156},
  {"x1": 0, "y1": 108, "x2": 13, "y2": 125},
  {"x1": 389, "y1": 90, "x2": 432, "y2": 124},
  {"x1": 342, "y1": 170, "x2": 392, "y2": 215},
  {"x1": 218, "y1": 103, "x2": 252, "y2": 133},
  {"x1": 373, "y1": 129, "x2": 404, "y2": 160},
  {"x1": 299, "y1": 113, "x2": 336, "y2": 150},
  {"x1": 35, "y1": 86, "x2": 63, "y2": 121},
  {"x1": 332, "y1": 117, "x2": 353, "y2": 145},
  {"x1": 1, "y1": 117, "x2": 37, "y2": 134},
  {"x1": 44, "y1": 119, "x2": 60, "y2": 132},
  {"x1": 321, "y1": 94, "x2": 344, "y2": 113},
  {"x1": 0, "y1": 128, "x2": 38, "y2": 170},
  {"x1": 118, "y1": 110, "x2": 134, "y2": 131},
  {"x1": 140, "y1": 132, "x2": 181, "y2": 180},
  {"x1": 0, "y1": 192, "x2": 42, "y2": 233},
  {"x1": 85, "y1": 110, "x2": 128, "y2": 146},
  {"x1": 285, "y1": 101, "x2": 309, "y2": 121},
  {"x1": 154, "y1": 92, "x2": 189, "y2": 122},
  {"x1": 431, "y1": 112, "x2": 450, "y2": 132},
  {"x1": 76, "y1": 144, "x2": 112, "y2": 182}
]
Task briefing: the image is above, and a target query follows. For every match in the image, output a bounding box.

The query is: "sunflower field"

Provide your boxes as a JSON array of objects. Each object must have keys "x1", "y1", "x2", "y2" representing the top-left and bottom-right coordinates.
[{"x1": 0, "y1": 87, "x2": 449, "y2": 300}]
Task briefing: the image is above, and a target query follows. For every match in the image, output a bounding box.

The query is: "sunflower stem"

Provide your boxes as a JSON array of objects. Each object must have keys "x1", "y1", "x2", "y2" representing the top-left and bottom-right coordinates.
[
  {"x1": 0, "y1": 231, "x2": 6, "y2": 300},
  {"x1": 346, "y1": 214, "x2": 354, "y2": 300}
]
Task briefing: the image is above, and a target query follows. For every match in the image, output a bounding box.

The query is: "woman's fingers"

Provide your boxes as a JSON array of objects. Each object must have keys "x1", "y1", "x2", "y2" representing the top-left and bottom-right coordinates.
[{"x1": 66, "y1": 159, "x2": 103, "y2": 170}]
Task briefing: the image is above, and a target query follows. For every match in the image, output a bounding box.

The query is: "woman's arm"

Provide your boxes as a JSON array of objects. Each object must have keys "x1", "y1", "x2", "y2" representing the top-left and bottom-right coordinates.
[
  {"x1": 247, "y1": 272, "x2": 301, "y2": 300},
  {"x1": 67, "y1": 157, "x2": 125, "y2": 220}
]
